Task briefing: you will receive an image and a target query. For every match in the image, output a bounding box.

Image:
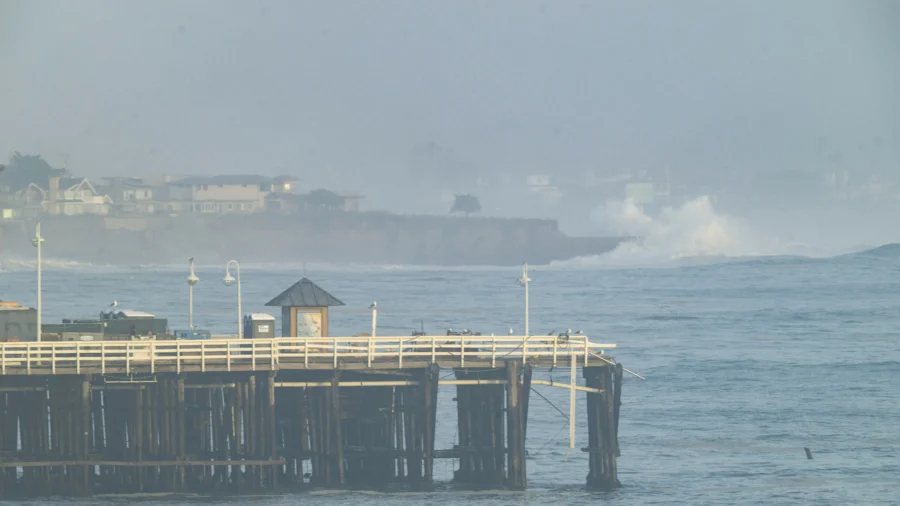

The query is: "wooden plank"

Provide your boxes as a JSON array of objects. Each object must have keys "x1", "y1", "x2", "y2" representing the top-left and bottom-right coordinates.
[{"x1": 0, "y1": 459, "x2": 286, "y2": 468}]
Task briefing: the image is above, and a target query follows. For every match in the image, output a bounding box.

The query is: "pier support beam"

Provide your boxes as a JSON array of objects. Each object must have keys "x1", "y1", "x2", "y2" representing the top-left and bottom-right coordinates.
[
  {"x1": 0, "y1": 352, "x2": 624, "y2": 497},
  {"x1": 423, "y1": 364, "x2": 439, "y2": 484},
  {"x1": 506, "y1": 360, "x2": 525, "y2": 490},
  {"x1": 584, "y1": 364, "x2": 622, "y2": 489},
  {"x1": 453, "y1": 367, "x2": 507, "y2": 487}
]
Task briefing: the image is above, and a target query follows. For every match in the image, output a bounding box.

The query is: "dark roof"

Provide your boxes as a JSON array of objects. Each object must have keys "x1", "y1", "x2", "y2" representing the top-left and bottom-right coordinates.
[
  {"x1": 265, "y1": 277, "x2": 345, "y2": 307},
  {"x1": 170, "y1": 175, "x2": 274, "y2": 186}
]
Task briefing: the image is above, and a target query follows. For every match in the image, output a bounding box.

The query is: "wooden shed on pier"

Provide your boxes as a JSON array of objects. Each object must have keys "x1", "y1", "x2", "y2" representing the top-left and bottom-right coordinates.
[{"x1": 265, "y1": 277, "x2": 345, "y2": 337}]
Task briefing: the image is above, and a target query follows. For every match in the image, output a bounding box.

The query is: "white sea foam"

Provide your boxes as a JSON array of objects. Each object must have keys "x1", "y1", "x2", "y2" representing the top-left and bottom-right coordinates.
[
  {"x1": 0, "y1": 255, "x2": 99, "y2": 272},
  {"x1": 552, "y1": 196, "x2": 840, "y2": 269}
]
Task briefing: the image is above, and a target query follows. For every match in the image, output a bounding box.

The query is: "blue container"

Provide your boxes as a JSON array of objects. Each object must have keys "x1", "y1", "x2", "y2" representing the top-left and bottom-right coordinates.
[{"x1": 175, "y1": 329, "x2": 211, "y2": 340}]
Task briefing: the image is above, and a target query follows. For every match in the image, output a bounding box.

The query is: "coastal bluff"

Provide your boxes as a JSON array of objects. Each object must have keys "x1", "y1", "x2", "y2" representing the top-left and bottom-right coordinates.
[{"x1": 0, "y1": 212, "x2": 629, "y2": 266}]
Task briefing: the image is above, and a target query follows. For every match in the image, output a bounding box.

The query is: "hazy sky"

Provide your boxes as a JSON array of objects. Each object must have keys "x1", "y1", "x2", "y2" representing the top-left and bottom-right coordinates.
[{"x1": 2, "y1": 0, "x2": 899, "y2": 201}]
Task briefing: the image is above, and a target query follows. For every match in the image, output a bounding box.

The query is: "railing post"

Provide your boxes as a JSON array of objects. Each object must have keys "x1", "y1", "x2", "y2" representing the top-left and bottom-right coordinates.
[
  {"x1": 584, "y1": 338, "x2": 589, "y2": 366},
  {"x1": 227, "y1": 340, "x2": 232, "y2": 371},
  {"x1": 150, "y1": 341, "x2": 155, "y2": 374},
  {"x1": 368, "y1": 336, "x2": 373, "y2": 368},
  {"x1": 333, "y1": 339, "x2": 338, "y2": 368},
  {"x1": 126, "y1": 342, "x2": 131, "y2": 374},
  {"x1": 460, "y1": 337, "x2": 465, "y2": 368},
  {"x1": 201, "y1": 341, "x2": 206, "y2": 372},
  {"x1": 1, "y1": 345, "x2": 5, "y2": 375},
  {"x1": 76, "y1": 342, "x2": 80, "y2": 374},
  {"x1": 522, "y1": 336, "x2": 528, "y2": 363},
  {"x1": 553, "y1": 335, "x2": 558, "y2": 368},
  {"x1": 177, "y1": 341, "x2": 182, "y2": 374},
  {"x1": 304, "y1": 339, "x2": 309, "y2": 368},
  {"x1": 27, "y1": 344, "x2": 31, "y2": 375},
  {"x1": 253, "y1": 341, "x2": 258, "y2": 370},
  {"x1": 431, "y1": 337, "x2": 436, "y2": 364},
  {"x1": 491, "y1": 336, "x2": 497, "y2": 368},
  {"x1": 398, "y1": 337, "x2": 403, "y2": 368},
  {"x1": 569, "y1": 348, "x2": 576, "y2": 449},
  {"x1": 271, "y1": 339, "x2": 276, "y2": 369},
  {"x1": 52, "y1": 344, "x2": 57, "y2": 374},
  {"x1": 101, "y1": 343, "x2": 106, "y2": 374}
]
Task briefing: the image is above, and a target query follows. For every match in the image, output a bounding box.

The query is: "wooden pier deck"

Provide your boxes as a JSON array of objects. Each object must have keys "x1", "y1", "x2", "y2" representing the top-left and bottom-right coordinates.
[{"x1": 0, "y1": 335, "x2": 624, "y2": 497}]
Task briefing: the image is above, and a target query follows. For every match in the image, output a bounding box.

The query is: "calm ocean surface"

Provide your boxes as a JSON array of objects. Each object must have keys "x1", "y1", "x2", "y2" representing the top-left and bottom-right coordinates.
[{"x1": 1, "y1": 247, "x2": 898, "y2": 505}]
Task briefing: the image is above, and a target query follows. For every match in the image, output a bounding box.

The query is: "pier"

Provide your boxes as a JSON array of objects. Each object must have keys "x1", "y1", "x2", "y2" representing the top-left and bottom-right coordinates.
[{"x1": 0, "y1": 335, "x2": 623, "y2": 496}]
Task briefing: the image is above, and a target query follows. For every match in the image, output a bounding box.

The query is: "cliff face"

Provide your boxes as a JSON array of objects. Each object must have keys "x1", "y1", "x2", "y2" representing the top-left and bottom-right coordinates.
[{"x1": 0, "y1": 213, "x2": 628, "y2": 266}]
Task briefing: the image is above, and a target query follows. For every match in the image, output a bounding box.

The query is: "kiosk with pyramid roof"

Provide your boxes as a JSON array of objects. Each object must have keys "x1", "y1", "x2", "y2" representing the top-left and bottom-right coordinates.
[{"x1": 265, "y1": 277, "x2": 345, "y2": 337}]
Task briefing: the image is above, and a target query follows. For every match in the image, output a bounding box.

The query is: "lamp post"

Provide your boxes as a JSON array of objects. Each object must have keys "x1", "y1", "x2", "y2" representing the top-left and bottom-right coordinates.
[
  {"x1": 223, "y1": 260, "x2": 242, "y2": 339},
  {"x1": 369, "y1": 301, "x2": 377, "y2": 337},
  {"x1": 31, "y1": 223, "x2": 44, "y2": 342},
  {"x1": 187, "y1": 258, "x2": 199, "y2": 330},
  {"x1": 517, "y1": 262, "x2": 530, "y2": 337}
]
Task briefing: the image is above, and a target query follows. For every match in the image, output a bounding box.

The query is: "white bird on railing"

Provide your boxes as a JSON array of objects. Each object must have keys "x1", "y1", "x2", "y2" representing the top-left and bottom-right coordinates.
[
  {"x1": 109, "y1": 300, "x2": 118, "y2": 308},
  {"x1": 368, "y1": 301, "x2": 376, "y2": 309},
  {"x1": 508, "y1": 328, "x2": 513, "y2": 335}
]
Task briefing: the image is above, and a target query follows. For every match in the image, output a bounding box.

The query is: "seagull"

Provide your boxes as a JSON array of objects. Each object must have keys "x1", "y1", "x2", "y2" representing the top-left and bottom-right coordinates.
[
  {"x1": 368, "y1": 301, "x2": 376, "y2": 309},
  {"x1": 576, "y1": 330, "x2": 584, "y2": 335},
  {"x1": 508, "y1": 328, "x2": 514, "y2": 335},
  {"x1": 109, "y1": 300, "x2": 118, "y2": 308},
  {"x1": 547, "y1": 329, "x2": 556, "y2": 336},
  {"x1": 188, "y1": 257, "x2": 194, "y2": 263}
]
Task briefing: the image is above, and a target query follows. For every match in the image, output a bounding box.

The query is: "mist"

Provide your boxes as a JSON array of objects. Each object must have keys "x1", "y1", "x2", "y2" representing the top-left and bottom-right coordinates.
[{"x1": 2, "y1": 0, "x2": 899, "y2": 258}]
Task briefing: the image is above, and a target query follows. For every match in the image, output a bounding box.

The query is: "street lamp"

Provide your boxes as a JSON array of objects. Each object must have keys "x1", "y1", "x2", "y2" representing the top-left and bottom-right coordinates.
[
  {"x1": 517, "y1": 262, "x2": 530, "y2": 337},
  {"x1": 187, "y1": 258, "x2": 199, "y2": 330},
  {"x1": 31, "y1": 223, "x2": 44, "y2": 342},
  {"x1": 369, "y1": 301, "x2": 377, "y2": 337},
  {"x1": 223, "y1": 260, "x2": 242, "y2": 339}
]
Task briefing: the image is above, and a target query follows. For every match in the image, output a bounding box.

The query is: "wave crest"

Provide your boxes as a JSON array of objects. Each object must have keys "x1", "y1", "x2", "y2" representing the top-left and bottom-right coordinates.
[{"x1": 554, "y1": 196, "x2": 831, "y2": 268}]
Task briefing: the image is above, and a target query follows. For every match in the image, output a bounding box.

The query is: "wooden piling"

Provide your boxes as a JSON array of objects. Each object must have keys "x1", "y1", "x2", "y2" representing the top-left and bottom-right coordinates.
[
  {"x1": 81, "y1": 376, "x2": 91, "y2": 491},
  {"x1": 584, "y1": 365, "x2": 621, "y2": 489},
  {"x1": 452, "y1": 368, "x2": 507, "y2": 487},
  {"x1": 423, "y1": 364, "x2": 439, "y2": 484},
  {"x1": 267, "y1": 372, "x2": 278, "y2": 489},
  {"x1": 505, "y1": 361, "x2": 525, "y2": 490},
  {"x1": 330, "y1": 372, "x2": 345, "y2": 485}
]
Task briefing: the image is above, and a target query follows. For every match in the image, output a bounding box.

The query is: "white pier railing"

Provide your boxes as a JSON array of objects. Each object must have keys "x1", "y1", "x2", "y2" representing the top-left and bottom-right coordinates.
[{"x1": 0, "y1": 335, "x2": 616, "y2": 375}]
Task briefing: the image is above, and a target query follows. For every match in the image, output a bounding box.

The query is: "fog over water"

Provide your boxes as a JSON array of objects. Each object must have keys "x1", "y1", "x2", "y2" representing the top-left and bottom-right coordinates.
[{"x1": 2, "y1": 0, "x2": 900, "y2": 258}]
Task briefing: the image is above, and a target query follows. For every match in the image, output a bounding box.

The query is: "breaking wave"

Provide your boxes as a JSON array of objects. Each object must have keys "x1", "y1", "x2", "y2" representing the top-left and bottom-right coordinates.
[
  {"x1": 552, "y1": 196, "x2": 835, "y2": 269},
  {"x1": 854, "y1": 243, "x2": 900, "y2": 258}
]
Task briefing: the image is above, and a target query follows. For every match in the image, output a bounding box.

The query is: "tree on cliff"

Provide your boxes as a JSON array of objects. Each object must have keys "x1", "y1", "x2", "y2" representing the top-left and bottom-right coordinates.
[
  {"x1": 450, "y1": 194, "x2": 481, "y2": 216},
  {"x1": 0, "y1": 152, "x2": 57, "y2": 191},
  {"x1": 306, "y1": 189, "x2": 346, "y2": 211}
]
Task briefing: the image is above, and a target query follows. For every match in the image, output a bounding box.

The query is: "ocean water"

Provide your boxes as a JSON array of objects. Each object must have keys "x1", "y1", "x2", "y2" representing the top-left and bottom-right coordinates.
[{"x1": 0, "y1": 247, "x2": 899, "y2": 505}]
